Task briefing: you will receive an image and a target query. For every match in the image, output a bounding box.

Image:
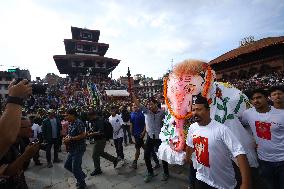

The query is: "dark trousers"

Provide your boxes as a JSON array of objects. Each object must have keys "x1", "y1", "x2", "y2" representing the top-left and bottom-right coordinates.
[
  {"x1": 189, "y1": 163, "x2": 197, "y2": 188},
  {"x1": 46, "y1": 139, "x2": 59, "y2": 163},
  {"x1": 114, "y1": 137, "x2": 124, "y2": 159},
  {"x1": 33, "y1": 150, "x2": 40, "y2": 163},
  {"x1": 144, "y1": 135, "x2": 168, "y2": 174},
  {"x1": 233, "y1": 161, "x2": 266, "y2": 189},
  {"x1": 92, "y1": 139, "x2": 117, "y2": 171},
  {"x1": 64, "y1": 150, "x2": 86, "y2": 186},
  {"x1": 122, "y1": 124, "x2": 133, "y2": 144},
  {"x1": 151, "y1": 148, "x2": 160, "y2": 165},
  {"x1": 259, "y1": 159, "x2": 284, "y2": 189},
  {"x1": 195, "y1": 180, "x2": 216, "y2": 189}
]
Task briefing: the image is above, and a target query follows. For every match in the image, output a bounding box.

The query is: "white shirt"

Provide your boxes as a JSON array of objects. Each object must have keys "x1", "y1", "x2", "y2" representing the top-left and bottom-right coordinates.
[
  {"x1": 186, "y1": 120, "x2": 246, "y2": 189},
  {"x1": 109, "y1": 114, "x2": 124, "y2": 139},
  {"x1": 241, "y1": 107, "x2": 284, "y2": 162},
  {"x1": 30, "y1": 123, "x2": 42, "y2": 141},
  {"x1": 210, "y1": 101, "x2": 259, "y2": 168}
]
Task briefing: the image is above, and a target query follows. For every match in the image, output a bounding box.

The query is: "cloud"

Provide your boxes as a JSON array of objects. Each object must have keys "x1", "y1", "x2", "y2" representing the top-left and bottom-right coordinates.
[{"x1": 0, "y1": 0, "x2": 283, "y2": 80}]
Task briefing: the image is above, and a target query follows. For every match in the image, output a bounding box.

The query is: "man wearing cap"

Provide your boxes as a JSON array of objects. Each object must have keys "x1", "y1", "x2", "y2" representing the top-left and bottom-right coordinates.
[
  {"x1": 42, "y1": 109, "x2": 62, "y2": 168},
  {"x1": 185, "y1": 95, "x2": 251, "y2": 189}
]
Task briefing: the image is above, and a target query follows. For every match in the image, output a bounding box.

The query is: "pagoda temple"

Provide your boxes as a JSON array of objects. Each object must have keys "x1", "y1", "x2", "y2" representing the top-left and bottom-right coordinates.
[{"x1": 53, "y1": 26, "x2": 120, "y2": 79}]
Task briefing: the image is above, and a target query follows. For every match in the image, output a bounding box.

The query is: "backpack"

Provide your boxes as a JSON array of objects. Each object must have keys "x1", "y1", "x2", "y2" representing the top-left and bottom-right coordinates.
[
  {"x1": 104, "y1": 120, "x2": 113, "y2": 141},
  {"x1": 121, "y1": 110, "x2": 130, "y2": 122}
]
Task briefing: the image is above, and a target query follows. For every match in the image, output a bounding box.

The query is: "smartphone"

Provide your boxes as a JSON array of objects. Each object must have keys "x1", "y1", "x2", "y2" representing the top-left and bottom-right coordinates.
[{"x1": 14, "y1": 78, "x2": 23, "y2": 85}]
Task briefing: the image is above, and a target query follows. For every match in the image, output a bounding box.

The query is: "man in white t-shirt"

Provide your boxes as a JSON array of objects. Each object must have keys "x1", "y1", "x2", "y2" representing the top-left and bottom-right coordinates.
[
  {"x1": 30, "y1": 116, "x2": 43, "y2": 166},
  {"x1": 269, "y1": 86, "x2": 284, "y2": 110},
  {"x1": 241, "y1": 89, "x2": 284, "y2": 189},
  {"x1": 108, "y1": 106, "x2": 125, "y2": 163},
  {"x1": 185, "y1": 95, "x2": 251, "y2": 189}
]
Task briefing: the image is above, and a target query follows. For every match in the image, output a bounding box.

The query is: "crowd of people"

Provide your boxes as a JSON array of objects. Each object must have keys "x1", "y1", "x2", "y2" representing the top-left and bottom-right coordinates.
[
  {"x1": 0, "y1": 67, "x2": 283, "y2": 189},
  {"x1": 222, "y1": 71, "x2": 284, "y2": 92}
]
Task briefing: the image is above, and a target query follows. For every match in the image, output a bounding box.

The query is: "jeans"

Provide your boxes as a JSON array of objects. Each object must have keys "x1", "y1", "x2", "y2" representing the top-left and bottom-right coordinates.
[
  {"x1": 114, "y1": 137, "x2": 124, "y2": 159},
  {"x1": 122, "y1": 124, "x2": 133, "y2": 144},
  {"x1": 64, "y1": 150, "x2": 86, "y2": 186},
  {"x1": 46, "y1": 139, "x2": 60, "y2": 163},
  {"x1": 259, "y1": 159, "x2": 284, "y2": 189},
  {"x1": 144, "y1": 135, "x2": 168, "y2": 174},
  {"x1": 92, "y1": 139, "x2": 117, "y2": 171}
]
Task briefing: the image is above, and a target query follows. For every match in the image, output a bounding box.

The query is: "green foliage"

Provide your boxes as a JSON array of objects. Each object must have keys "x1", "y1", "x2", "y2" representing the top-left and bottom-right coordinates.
[
  {"x1": 217, "y1": 103, "x2": 224, "y2": 110},
  {"x1": 226, "y1": 114, "x2": 234, "y2": 120},
  {"x1": 215, "y1": 115, "x2": 222, "y2": 123}
]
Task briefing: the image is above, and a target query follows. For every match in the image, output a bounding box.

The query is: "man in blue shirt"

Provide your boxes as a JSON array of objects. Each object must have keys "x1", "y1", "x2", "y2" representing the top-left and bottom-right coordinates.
[
  {"x1": 130, "y1": 103, "x2": 146, "y2": 169},
  {"x1": 63, "y1": 108, "x2": 87, "y2": 189},
  {"x1": 132, "y1": 94, "x2": 168, "y2": 183}
]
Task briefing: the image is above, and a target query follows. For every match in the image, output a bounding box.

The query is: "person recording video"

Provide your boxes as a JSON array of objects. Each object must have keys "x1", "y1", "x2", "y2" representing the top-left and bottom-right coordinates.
[
  {"x1": 0, "y1": 79, "x2": 32, "y2": 159},
  {"x1": 0, "y1": 117, "x2": 40, "y2": 189}
]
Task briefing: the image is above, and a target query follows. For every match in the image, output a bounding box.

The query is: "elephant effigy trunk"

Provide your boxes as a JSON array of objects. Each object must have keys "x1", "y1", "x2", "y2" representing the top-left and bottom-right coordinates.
[{"x1": 170, "y1": 119, "x2": 185, "y2": 152}]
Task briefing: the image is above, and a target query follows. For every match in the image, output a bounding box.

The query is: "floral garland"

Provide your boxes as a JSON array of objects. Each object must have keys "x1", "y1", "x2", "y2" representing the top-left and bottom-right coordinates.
[
  {"x1": 201, "y1": 65, "x2": 212, "y2": 98},
  {"x1": 164, "y1": 65, "x2": 213, "y2": 120}
]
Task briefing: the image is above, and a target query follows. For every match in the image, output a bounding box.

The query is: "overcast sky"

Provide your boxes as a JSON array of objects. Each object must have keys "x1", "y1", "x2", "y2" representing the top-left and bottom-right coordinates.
[{"x1": 0, "y1": 0, "x2": 283, "y2": 80}]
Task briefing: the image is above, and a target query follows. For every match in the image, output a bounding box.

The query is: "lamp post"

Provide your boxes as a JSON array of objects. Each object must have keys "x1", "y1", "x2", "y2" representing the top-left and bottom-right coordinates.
[{"x1": 127, "y1": 67, "x2": 132, "y2": 95}]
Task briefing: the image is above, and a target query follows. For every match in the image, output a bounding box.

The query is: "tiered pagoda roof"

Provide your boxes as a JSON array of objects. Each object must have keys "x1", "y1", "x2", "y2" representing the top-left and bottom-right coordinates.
[{"x1": 53, "y1": 26, "x2": 120, "y2": 76}]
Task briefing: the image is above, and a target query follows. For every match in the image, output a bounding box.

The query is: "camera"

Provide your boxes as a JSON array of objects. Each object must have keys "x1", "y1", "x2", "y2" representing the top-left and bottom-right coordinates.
[
  {"x1": 14, "y1": 78, "x2": 47, "y2": 95},
  {"x1": 31, "y1": 139, "x2": 48, "y2": 150}
]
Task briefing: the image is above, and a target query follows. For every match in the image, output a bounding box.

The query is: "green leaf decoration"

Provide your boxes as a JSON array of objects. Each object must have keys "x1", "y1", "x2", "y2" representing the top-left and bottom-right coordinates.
[
  {"x1": 217, "y1": 103, "x2": 224, "y2": 110},
  {"x1": 167, "y1": 114, "x2": 171, "y2": 120},
  {"x1": 234, "y1": 95, "x2": 245, "y2": 114},
  {"x1": 165, "y1": 123, "x2": 169, "y2": 129},
  {"x1": 163, "y1": 131, "x2": 169, "y2": 136},
  {"x1": 227, "y1": 114, "x2": 234, "y2": 120},
  {"x1": 224, "y1": 97, "x2": 230, "y2": 103},
  {"x1": 171, "y1": 128, "x2": 174, "y2": 135},
  {"x1": 215, "y1": 115, "x2": 222, "y2": 123}
]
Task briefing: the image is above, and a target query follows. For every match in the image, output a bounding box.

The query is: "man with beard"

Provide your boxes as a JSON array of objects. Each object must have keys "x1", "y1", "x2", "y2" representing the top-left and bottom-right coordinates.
[
  {"x1": 269, "y1": 86, "x2": 284, "y2": 110},
  {"x1": 186, "y1": 94, "x2": 251, "y2": 189},
  {"x1": 241, "y1": 89, "x2": 284, "y2": 189}
]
